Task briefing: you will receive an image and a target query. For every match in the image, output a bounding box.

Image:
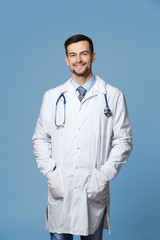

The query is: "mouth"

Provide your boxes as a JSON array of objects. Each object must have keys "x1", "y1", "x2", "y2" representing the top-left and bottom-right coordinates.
[{"x1": 74, "y1": 63, "x2": 86, "y2": 69}]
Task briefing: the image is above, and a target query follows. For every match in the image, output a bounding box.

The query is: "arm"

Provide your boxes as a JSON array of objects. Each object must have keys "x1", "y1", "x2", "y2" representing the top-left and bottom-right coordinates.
[
  {"x1": 32, "y1": 92, "x2": 56, "y2": 177},
  {"x1": 100, "y1": 91, "x2": 133, "y2": 181}
]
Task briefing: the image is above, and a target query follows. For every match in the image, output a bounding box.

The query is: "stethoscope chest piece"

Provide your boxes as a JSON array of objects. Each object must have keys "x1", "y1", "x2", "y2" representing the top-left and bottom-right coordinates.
[
  {"x1": 104, "y1": 107, "x2": 112, "y2": 117},
  {"x1": 104, "y1": 93, "x2": 112, "y2": 117}
]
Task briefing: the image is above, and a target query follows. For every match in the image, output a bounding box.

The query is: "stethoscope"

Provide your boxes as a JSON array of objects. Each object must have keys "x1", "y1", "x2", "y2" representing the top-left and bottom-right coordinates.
[{"x1": 55, "y1": 92, "x2": 112, "y2": 128}]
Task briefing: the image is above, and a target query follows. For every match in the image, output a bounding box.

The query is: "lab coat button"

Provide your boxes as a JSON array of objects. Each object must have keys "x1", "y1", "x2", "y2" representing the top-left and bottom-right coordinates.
[{"x1": 77, "y1": 147, "x2": 80, "y2": 150}]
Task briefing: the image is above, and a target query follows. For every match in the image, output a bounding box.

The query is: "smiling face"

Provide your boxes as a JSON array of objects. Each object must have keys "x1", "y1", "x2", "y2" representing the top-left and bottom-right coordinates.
[{"x1": 65, "y1": 40, "x2": 96, "y2": 83}]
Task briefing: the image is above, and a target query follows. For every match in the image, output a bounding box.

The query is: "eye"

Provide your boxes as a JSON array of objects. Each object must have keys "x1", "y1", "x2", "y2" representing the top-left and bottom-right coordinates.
[{"x1": 70, "y1": 54, "x2": 75, "y2": 57}]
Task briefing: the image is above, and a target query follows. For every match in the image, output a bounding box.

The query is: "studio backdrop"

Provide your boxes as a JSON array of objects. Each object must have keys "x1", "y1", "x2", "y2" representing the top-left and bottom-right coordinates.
[{"x1": 0, "y1": 0, "x2": 160, "y2": 240}]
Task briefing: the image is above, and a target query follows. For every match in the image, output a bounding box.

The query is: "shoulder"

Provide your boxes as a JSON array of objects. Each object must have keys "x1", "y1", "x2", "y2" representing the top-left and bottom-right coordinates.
[
  {"x1": 95, "y1": 75, "x2": 128, "y2": 116},
  {"x1": 43, "y1": 78, "x2": 71, "y2": 100},
  {"x1": 95, "y1": 75, "x2": 124, "y2": 98}
]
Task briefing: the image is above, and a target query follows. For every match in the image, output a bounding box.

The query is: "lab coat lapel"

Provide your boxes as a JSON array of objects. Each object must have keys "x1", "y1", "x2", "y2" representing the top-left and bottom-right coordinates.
[
  {"x1": 66, "y1": 81, "x2": 80, "y2": 104},
  {"x1": 81, "y1": 75, "x2": 106, "y2": 103},
  {"x1": 82, "y1": 87, "x2": 97, "y2": 103},
  {"x1": 62, "y1": 75, "x2": 107, "y2": 104},
  {"x1": 61, "y1": 79, "x2": 79, "y2": 104}
]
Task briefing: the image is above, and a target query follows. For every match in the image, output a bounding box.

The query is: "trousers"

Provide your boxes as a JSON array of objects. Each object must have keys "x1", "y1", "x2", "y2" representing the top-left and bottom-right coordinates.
[{"x1": 50, "y1": 208, "x2": 106, "y2": 240}]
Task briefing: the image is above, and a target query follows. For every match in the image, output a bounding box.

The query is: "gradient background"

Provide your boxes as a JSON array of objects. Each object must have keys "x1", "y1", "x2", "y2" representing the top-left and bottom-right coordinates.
[{"x1": 0, "y1": 0, "x2": 160, "y2": 239}]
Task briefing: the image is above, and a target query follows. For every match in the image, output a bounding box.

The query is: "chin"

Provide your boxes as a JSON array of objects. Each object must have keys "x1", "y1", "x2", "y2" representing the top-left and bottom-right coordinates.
[{"x1": 72, "y1": 68, "x2": 90, "y2": 77}]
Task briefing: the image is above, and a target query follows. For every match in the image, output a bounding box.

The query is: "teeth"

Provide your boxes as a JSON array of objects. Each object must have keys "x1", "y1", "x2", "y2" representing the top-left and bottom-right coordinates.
[
  {"x1": 74, "y1": 63, "x2": 86, "y2": 69},
  {"x1": 76, "y1": 65, "x2": 82, "y2": 68}
]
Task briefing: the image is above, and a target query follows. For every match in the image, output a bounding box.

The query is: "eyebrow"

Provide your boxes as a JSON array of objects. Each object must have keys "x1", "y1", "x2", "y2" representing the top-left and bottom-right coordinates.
[{"x1": 68, "y1": 50, "x2": 90, "y2": 56}]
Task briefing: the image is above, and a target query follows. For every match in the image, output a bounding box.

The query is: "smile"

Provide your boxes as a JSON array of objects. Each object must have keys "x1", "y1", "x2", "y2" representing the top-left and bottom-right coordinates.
[{"x1": 74, "y1": 63, "x2": 86, "y2": 69}]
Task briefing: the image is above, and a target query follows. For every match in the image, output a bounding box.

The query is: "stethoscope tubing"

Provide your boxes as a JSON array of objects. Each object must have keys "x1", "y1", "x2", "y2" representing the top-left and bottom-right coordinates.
[
  {"x1": 55, "y1": 93, "x2": 66, "y2": 128},
  {"x1": 55, "y1": 92, "x2": 111, "y2": 128},
  {"x1": 104, "y1": 93, "x2": 112, "y2": 117}
]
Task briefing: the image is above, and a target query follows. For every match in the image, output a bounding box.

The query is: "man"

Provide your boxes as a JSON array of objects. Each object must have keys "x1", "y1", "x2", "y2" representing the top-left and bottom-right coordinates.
[{"x1": 32, "y1": 34, "x2": 133, "y2": 240}]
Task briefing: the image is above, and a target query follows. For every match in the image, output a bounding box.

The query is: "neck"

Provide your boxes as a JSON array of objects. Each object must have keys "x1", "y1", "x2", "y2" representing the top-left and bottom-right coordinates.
[{"x1": 72, "y1": 72, "x2": 93, "y2": 85}]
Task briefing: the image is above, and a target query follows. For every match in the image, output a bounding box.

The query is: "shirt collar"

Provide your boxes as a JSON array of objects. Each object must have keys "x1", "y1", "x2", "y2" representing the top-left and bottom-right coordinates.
[
  {"x1": 71, "y1": 75, "x2": 96, "y2": 93},
  {"x1": 62, "y1": 75, "x2": 107, "y2": 95}
]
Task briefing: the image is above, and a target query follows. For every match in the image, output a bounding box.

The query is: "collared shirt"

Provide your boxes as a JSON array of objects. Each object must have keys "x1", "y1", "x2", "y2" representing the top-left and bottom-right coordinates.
[{"x1": 71, "y1": 75, "x2": 96, "y2": 97}]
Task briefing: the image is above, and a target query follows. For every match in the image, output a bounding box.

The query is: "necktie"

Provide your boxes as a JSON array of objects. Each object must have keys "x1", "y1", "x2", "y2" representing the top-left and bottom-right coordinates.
[{"x1": 77, "y1": 86, "x2": 87, "y2": 102}]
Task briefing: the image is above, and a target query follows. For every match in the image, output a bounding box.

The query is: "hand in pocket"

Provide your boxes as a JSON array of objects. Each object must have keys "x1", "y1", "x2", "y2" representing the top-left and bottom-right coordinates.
[
  {"x1": 48, "y1": 168, "x2": 64, "y2": 200},
  {"x1": 87, "y1": 168, "x2": 108, "y2": 203}
]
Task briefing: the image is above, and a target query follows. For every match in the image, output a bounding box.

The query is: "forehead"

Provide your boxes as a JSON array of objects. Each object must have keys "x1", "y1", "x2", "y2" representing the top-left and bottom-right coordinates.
[{"x1": 67, "y1": 40, "x2": 90, "y2": 54}]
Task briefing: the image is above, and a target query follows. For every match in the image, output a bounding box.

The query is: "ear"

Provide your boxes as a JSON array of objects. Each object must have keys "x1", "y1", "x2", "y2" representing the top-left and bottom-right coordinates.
[
  {"x1": 92, "y1": 52, "x2": 96, "y2": 63},
  {"x1": 65, "y1": 56, "x2": 69, "y2": 66}
]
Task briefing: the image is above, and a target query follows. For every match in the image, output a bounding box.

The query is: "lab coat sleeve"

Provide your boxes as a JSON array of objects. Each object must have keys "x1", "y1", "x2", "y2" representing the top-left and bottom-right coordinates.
[
  {"x1": 100, "y1": 91, "x2": 133, "y2": 181},
  {"x1": 32, "y1": 92, "x2": 55, "y2": 177}
]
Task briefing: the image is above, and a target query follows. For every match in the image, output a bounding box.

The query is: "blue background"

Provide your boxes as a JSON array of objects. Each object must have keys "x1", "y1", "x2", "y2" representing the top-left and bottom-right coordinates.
[{"x1": 0, "y1": 0, "x2": 160, "y2": 239}]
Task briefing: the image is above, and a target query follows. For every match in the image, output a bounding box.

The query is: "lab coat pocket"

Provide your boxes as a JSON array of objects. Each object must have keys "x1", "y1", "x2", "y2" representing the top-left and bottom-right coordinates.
[
  {"x1": 48, "y1": 168, "x2": 64, "y2": 200},
  {"x1": 87, "y1": 168, "x2": 108, "y2": 203}
]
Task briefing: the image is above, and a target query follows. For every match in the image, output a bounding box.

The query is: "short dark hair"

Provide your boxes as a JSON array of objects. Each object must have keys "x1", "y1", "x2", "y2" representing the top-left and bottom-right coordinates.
[{"x1": 64, "y1": 34, "x2": 94, "y2": 55}]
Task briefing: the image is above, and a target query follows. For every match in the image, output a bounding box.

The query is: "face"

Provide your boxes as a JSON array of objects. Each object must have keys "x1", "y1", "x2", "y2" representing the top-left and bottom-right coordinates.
[{"x1": 65, "y1": 40, "x2": 96, "y2": 78}]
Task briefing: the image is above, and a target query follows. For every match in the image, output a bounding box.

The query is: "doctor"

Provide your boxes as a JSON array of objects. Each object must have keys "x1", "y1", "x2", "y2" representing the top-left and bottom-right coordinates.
[{"x1": 32, "y1": 34, "x2": 133, "y2": 240}]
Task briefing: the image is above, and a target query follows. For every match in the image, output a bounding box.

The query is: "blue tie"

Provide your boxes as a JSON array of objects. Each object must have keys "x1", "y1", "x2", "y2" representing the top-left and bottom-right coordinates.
[{"x1": 77, "y1": 86, "x2": 87, "y2": 102}]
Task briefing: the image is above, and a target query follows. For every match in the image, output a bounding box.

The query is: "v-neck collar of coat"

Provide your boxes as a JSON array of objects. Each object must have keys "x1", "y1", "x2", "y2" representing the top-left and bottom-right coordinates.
[{"x1": 61, "y1": 75, "x2": 107, "y2": 104}]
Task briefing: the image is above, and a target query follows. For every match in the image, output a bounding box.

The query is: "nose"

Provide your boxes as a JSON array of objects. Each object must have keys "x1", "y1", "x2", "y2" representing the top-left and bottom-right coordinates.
[{"x1": 76, "y1": 54, "x2": 82, "y2": 63}]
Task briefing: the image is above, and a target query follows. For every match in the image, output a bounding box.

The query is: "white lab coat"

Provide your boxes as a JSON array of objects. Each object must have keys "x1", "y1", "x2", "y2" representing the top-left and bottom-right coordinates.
[{"x1": 32, "y1": 75, "x2": 132, "y2": 236}]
